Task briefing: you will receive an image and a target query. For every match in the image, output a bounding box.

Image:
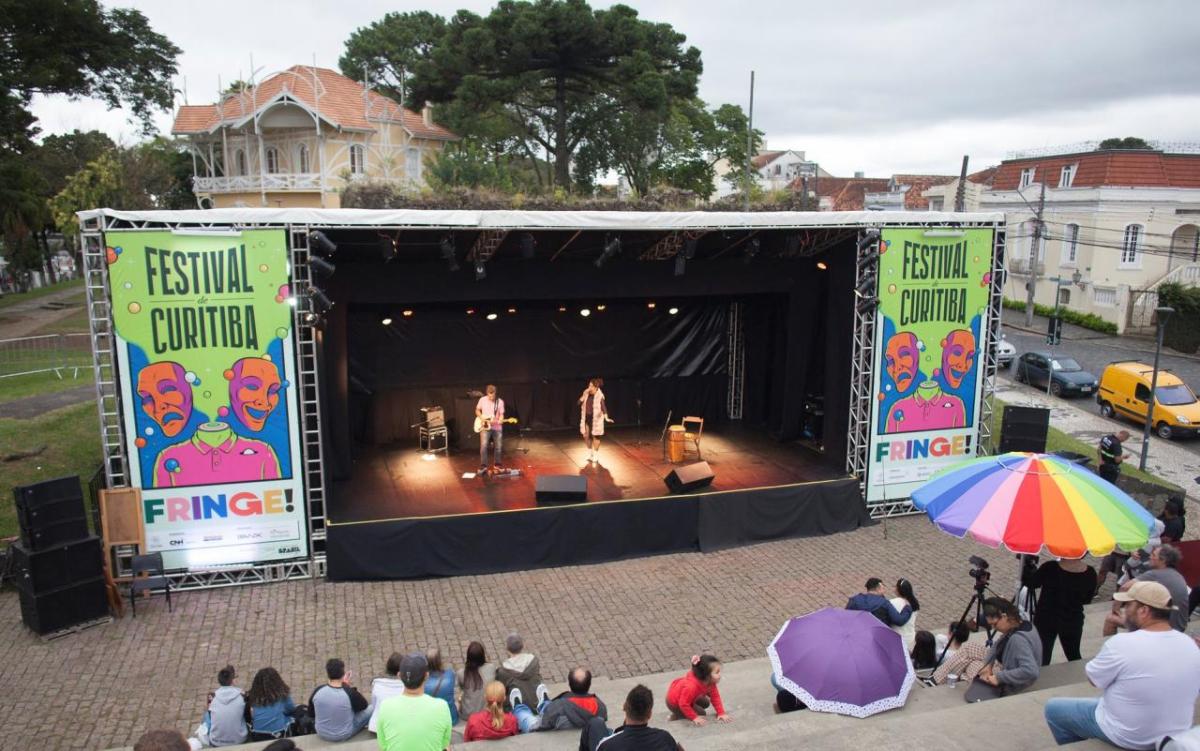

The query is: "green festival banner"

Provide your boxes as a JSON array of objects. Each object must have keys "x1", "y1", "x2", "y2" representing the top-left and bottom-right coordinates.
[
  {"x1": 866, "y1": 228, "x2": 996, "y2": 502},
  {"x1": 106, "y1": 230, "x2": 307, "y2": 569}
]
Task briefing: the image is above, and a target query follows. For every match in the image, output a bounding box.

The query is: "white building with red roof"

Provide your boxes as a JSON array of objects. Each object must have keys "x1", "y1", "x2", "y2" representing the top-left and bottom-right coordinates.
[{"x1": 172, "y1": 66, "x2": 458, "y2": 208}]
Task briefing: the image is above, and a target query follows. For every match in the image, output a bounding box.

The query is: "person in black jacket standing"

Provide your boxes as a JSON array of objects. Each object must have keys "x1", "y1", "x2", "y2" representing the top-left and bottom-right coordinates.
[{"x1": 1028, "y1": 558, "x2": 1097, "y2": 664}]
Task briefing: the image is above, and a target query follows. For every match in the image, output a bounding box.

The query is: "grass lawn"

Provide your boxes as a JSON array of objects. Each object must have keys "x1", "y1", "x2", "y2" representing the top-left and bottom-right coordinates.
[
  {"x1": 0, "y1": 369, "x2": 95, "y2": 404},
  {"x1": 0, "y1": 278, "x2": 83, "y2": 311},
  {"x1": 28, "y1": 305, "x2": 89, "y2": 335},
  {"x1": 0, "y1": 402, "x2": 102, "y2": 539}
]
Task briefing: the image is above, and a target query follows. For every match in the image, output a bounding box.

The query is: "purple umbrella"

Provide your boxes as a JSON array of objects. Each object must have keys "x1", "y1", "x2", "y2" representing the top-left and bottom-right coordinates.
[{"x1": 767, "y1": 608, "x2": 915, "y2": 718}]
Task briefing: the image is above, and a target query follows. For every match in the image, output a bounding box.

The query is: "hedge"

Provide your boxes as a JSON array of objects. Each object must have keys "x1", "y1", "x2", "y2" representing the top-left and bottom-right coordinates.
[
  {"x1": 1002, "y1": 298, "x2": 1119, "y2": 334},
  {"x1": 1157, "y1": 283, "x2": 1200, "y2": 354}
]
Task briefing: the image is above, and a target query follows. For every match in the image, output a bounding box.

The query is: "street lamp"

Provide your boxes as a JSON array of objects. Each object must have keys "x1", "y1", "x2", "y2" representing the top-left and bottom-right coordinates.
[{"x1": 1139, "y1": 306, "x2": 1175, "y2": 471}]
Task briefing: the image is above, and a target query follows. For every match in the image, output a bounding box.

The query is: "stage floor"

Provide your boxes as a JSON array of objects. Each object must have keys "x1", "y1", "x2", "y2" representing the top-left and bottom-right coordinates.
[{"x1": 331, "y1": 425, "x2": 843, "y2": 523}]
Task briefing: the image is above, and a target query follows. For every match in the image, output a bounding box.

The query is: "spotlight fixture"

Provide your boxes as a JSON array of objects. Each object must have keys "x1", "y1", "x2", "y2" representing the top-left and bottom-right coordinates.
[
  {"x1": 309, "y1": 287, "x2": 333, "y2": 314},
  {"x1": 287, "y1": 296, "x2": 298, "y2": 307},
  {"x1": 856, "y1": 274, "x2": 877, "y2": 298},
  {"x1": 380, "y1": 315, "x2": 394, "y2": 326},
  {"x1": 309, "y1": 230, "x2": 337, "y2": 258},
  {"x1": 558, "y1": 305, "x2": 567, "y2": 313},
  {"x1": 302, "y1": 311, "x2": 320, "y2": 325},
  {"x1": 594, "y1": 235, "x2": 621, "y2": 268},
  {"x1": 857, "y1": 229, "x2": 881, "y2": 252},
  {"x1": 519, "y1": 232, "x2": 537, "y2": 259},
  {"x1": 440, "y1": 234, "x2": 459, "y2": 271},
  {"x1": 647, "y1": 302, "x2": 656, "y2": 309},
  {"x1": 309, "y1": 256, "x2": 336, "y2": 278},
  {"x1": 668, "y1": 306, "x2": 679, "y2": 315},
  {"x1": 466, "y1": 308, "x2": 476, "y2": 315},
  {"x1": 486, "y1": 312, "x2": 498, "y2": 321},
  {"x1": 507, "y1": 307, "x2": 517, "y2": 314},
  {"x1": 816, "y1": 261, "x2": 828, "y2": 271},
  {"x1": 743, "y1": 236, "x2": 760, "y2": 264},
  {"x1": 580, "y1": 308, "x2": 592, "y2": 317},
  {"x1": 379, "y1": 234, "x2": 398, "y2": 262},
  {"x1": 676, "y1": 236, "x2": 698, "y2": 277},
  {"x1": 402, "y1": 309, "x2": 414, "y2": 318},
  {"x1": 856, "y1": 296, "x2": 880, "y2": 316},
  {"x1": 596, "y1": 304, "x2": 606, "y2": 312},
  {"x1": 475, "y1": 260, "x2": 487, "y2": 281}
]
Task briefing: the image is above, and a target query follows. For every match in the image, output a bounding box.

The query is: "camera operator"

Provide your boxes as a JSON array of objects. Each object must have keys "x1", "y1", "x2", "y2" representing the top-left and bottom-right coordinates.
[
  {"x1": 1025, "y1": 557, "x2": 1097, "y2": 664},
  {"x1": 967, "y1": 597, "x2": 1042, "y2": 701}
]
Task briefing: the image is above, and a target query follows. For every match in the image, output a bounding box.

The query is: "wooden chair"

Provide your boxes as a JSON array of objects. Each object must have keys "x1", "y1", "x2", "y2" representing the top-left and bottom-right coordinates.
[
  {"x1": 129, "y1": 552, "x2": 172, "y2": 617},
  {"x1": 681, "y1": 416, "x2": 704, "y2": 460}
]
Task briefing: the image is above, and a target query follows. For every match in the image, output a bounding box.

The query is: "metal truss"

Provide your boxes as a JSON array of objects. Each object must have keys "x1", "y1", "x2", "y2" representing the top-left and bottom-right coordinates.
[
  {"x1": 467, "y1": 230, "x2": 508, "y2": 263},
  {"x1": 778, "y1": 227, "x2": 856, "y2": 258},
  {"x1": 166, "y1": 558, "x2": 323, "y2": 592},
  {"x1": 978, "y1": 227, "x2": 1007, "y2": 455},
  {"x1": 638, "y1": 231, "x2": 706, "y2": 261},
  {"x1": 80, "y1": 221, "x2": 129, "y2": 488},
  {"x1": 726, "y1": 302, "x2": 745, "y2": 420},
  {"x1": 846, "y1": 228, "x2": 880, "y2": 502}
]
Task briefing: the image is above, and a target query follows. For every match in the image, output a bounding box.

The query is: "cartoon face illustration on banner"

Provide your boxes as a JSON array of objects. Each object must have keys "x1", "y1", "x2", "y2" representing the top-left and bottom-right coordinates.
[
  {"x1": 940, "y1": 329, "x2": 976, "y2": 389},
  {"x1": 137, "y1": 361, "x2": 193, "y2": 437},
  {"x1": 885, "y1": 332, "x2": 921, "y2": 393},
  {"x1": 227, "y1": 357, "x2": 282, "y2": 431}
]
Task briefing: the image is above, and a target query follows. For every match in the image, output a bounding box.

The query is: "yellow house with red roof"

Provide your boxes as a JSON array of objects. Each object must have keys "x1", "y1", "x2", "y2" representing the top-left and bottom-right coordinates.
[{"x1": 172, "y1": 66, "x2": 458, "y2": 208}]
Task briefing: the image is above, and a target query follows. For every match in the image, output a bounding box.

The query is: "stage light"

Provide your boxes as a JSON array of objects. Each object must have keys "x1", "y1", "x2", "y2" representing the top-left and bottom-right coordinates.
[
  {"x1": 380, "y1": 315, "x2": 394, "y2": 326},
  {"x1": 421, "y1": 452, "x2": 438, "y2": 462},
  {"x1": 744, "y1": 236, "x2": 760, "y2": 264},
  {"x1": 580, "y1": 308, "x2": 591, "y2": 317},
  {"x1": 309, "y1": 287, "x2": 333, "y2": 314},
  {"x1": 402, "y1": 309, "x2": 414, "y2": 318},
  {"x1": 309, "y1": 230, "x2": 337, "y2": 258},
  {"x1": 466, "y1": 308, "x2": 476, "y2": 315},
  {"x1": 441, "y1": 235, "x2": 459, "y2": 271},
  {"x1": 594, "y1": 235, "x2": 621, "y2": 268},
  {"x1": 486, "y1": 312, "x2": 498, "y2": 321},
  {"x1": 287, "y1": 296, "x2": 298, "y2": 306},
  {"x1": 674, "y1": 254, "x2": 686, "y2": 276},
  {"x1": 816, "y1": 261, "x2": 828, "y2": 270},
  {"x1": 856, "y1": 274, "x2": 877, "y2": 298},
  {"x1": 507, "y1": 307, "x2": 517, "y2": 314},
  {"x1": 857, "y1": 230, "x2": 880, "y2": 251},
  {"x1": 475, "y1": 260, "x2": 487, "y2": 281},
  {"x1": 558, "y1": 305, "x2": 567, "y2": 313},
  {"x1": 676, "y1": 236, "x2": 697, "y2": 277},
  {"x1": 596, "y1": 304, "x2": 606, "y2": 312},
  {"x1": 302, "y1": 311, "x2": 320, "y2": 325},
  {"x1": 856, "y1": 296, "x2": 879, "y2": 316},
  {"x1": 647, "y1": 302, "x2": 656, "y2": 309},
  {"x1": 309, "y1": 256, "x2": 336, "y2": 278},
  {"x1": 519, "y1": 232, "x2": 537, "y2": 259},
  {"x1": 668, "y1": 306, "x2": 679, "y2": 315},
  {"x1": 379, "y1": 235, "x2": 398, "y2": 262}
]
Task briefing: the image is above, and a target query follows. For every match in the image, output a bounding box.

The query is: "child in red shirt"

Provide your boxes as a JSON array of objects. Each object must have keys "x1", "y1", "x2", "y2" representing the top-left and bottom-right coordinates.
[
  {"x1": 665, "y1": 654, "x2": 733, "y2": 726},
  {"x1": 463, "y1": 681, "x2": 518, "y2": 742}
]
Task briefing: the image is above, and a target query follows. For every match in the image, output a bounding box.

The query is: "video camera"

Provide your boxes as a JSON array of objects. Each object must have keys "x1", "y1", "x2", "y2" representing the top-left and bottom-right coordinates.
[{"x1": 968, "y1": 555, "x2": 991, "y2": 591}]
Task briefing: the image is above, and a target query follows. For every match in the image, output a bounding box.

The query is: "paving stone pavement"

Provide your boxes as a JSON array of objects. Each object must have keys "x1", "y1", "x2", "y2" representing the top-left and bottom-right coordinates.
[{"x1": 5, "y1": 511, "x2": 1187, "y2": 751}]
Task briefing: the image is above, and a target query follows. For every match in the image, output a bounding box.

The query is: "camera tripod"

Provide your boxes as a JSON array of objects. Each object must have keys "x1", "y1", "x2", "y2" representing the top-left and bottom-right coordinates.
[{"x1": 937, "y1": 580, "x2": 998, "y2": 667}]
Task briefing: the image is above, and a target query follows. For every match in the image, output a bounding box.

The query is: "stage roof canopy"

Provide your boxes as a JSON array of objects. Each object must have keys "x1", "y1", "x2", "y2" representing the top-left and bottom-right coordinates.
[{"x1": 79, "y1": 207, "x2": 1004, "y2": 231}]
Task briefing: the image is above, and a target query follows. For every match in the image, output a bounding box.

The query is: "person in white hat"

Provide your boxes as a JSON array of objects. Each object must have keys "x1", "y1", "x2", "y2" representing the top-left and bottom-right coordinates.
[{"x1": 1043, "y1": 581, "x2": 1200, "y2": 749}]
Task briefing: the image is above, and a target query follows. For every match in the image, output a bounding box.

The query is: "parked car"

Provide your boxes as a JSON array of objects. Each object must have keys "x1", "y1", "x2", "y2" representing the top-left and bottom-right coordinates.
[
  {"x1": 996, "y1": 334, "x2": 1016, "y2": 368},
  {"x1": 1014, "y1": 352, "x2": 1099, "y2": 397},
  {"x1": 1096, "y1": 360, "x2": 1200, "y2": 439}
]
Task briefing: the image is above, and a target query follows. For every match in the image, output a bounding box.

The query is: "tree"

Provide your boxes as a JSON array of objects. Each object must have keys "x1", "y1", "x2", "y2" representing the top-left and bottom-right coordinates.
[
  {"x1": 1098, "y1": 137, "x2": 1152, "y2": 150},
  {"x1": 340, "y1": 11, "x2": 447, "y2": 107},
  {"x1": 28, "y1": 130, "x2": 116, "y2": 197},
  {"x1": 407, "y1": 0, "x2": 702, "y2": 189}
]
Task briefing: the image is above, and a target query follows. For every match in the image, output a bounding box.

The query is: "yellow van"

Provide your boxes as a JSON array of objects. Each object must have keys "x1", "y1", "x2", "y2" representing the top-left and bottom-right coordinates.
[{"x1": 1096, "y1": 361, "x2": 1200, "y2": 439}]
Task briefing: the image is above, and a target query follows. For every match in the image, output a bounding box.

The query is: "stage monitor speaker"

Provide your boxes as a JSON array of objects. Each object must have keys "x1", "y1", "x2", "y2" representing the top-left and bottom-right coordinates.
[
  {"x1": 15, "y1": 475, "x2": 88, "y2": 551},
  {"x1": 535, "y1": 475, "x2": 588, "y2": 505},
  {"x1": 999, "y1": 405, "x2": 1050, "y2": 454},
  {"x1": 665, "y1": 461, "x2": 715, "y2": 493},
  {"x1": 10, "y1": 536, "x2": 104, "y2": 594},
  {"x1": 18, "y1": 577, "x2": 109, "y2": 635}
]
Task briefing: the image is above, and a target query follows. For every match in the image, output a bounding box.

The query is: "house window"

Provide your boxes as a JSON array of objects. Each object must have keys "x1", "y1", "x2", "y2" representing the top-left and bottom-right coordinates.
[
  {"x1": 349, "y1": 144, "x2": 365, "y2": 175},
  {"x1": 1058, "y1": 288, "x2": 1070, "y2": 306},
  {"x1": 1019, "y1": 167, "x2": 1035, "y2": 189},
  {"x1": 265, "y1": 147, "x2": 279, "y2": 174},
  {"x1": 297, "y1": 144, "x2": 310, "y2": 174},
  {"x1": 235, "y1": 149, "x2": 247, "y2": 176},
  {"x1": 1121, "y1": 224, "x2": 1142, "y2": 267},
  {"x1": 1059, "y1": 164, "x2": 1077, "y2": 188},
  {"x1": 406, "y1": 147, "x2": 420, "y2": 180},
  {"x1": 1062, "y1": 223, "x2": 1079, "y2": 265},
  {"x1": 1093, "y1": 286, "x2": 1117, "y2": 306}
]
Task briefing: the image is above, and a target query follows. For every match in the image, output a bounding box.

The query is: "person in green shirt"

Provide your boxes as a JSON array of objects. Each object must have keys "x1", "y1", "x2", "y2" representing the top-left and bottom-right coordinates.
[{"x1": 375, "y1": 653, "x2": 452, "y2": 751}]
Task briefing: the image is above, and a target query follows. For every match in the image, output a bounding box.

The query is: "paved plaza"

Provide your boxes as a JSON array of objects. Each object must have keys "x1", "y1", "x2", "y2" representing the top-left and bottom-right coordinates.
[{"x1": 3, "y1": 506, "x2": 1191, "y2": 751}]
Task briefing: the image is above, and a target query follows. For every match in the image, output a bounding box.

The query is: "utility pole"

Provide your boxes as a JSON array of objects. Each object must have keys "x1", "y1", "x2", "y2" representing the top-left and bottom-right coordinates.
[
  {"x1": 744, "y1": 70, "x2": 755, "y2": 213},
  {"x1": 954, "y1": 155, "x2": 969, "y2": 212},
  {"x1": 1024, "y1": 182, "x2": 1046, "y2": 327}
]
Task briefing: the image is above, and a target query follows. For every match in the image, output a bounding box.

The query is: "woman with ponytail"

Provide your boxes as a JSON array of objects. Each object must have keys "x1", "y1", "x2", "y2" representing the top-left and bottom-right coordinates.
[
  {"x1": 890, "y1": 578, "x2": 921, "y2": 651},
  {"x1": 463, "y1": 681, "x2": 518, "y2": 741}
]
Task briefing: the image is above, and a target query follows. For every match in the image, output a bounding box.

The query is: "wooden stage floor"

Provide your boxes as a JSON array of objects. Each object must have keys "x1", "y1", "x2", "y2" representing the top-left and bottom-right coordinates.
[{"x1": 330, "y1": 425, "x2": 843, "y2": 523}]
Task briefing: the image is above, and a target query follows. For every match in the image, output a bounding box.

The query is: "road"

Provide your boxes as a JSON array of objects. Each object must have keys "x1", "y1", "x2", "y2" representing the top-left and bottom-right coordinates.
[{"x1": 999, "y1": 313, "x2": 1200, "y2": 460}]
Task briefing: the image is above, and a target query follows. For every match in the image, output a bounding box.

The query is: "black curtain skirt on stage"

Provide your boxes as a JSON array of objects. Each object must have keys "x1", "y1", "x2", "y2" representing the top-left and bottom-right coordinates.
[{"x1": 326, "y1": 478, "x2": 872, "y2": 580}]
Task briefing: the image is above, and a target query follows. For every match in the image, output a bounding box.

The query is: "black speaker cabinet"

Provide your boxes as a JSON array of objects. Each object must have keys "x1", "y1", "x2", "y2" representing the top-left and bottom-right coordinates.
[
  {"x1": 15, "y1": 476, "x2": 88, "y2": 551},
  {"x1": 1000, "y1": 405, "x2": 1050, "y2": 454},
  {"x1": 665, "y1": 461, "x2": 716, "y2": 493},
  {"x1": 535, "y1": 475, "x2": 588, "y2": 505},
  {"x1": 18, "y1": 577, "x2": 109, "y2": 635},
  {"x1": 10, "y1": 536, "x2": 103, "y2": 594}
]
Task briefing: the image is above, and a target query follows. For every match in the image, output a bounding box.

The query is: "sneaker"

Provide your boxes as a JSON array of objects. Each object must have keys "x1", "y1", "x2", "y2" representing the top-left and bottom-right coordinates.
[
  {"x1": 535, "y1": 683, "x2": 550, "y2": 707},
  {"x1": 509, "y1": 687, "x2": 523, "y2": 708},
  {"x1": 478, "y1": 466, "x2": 487, "y2": 475}
]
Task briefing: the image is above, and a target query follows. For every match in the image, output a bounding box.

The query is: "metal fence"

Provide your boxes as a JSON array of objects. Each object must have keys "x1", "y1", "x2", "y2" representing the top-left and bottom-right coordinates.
[{"x1": 0, "y1": 333, "x2": 92, "y2": 379}]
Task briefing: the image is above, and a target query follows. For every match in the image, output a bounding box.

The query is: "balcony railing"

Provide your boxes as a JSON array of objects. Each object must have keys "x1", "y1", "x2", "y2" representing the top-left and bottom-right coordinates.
[{"x1": 193, "y1": 173, "x2": 323, "y2": 193}]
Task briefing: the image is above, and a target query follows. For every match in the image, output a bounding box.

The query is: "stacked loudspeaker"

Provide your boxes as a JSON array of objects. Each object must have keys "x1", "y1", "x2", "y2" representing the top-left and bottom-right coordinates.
[
  {"x1": 999, "y1": 405, "x2": 1050, "y2": 454},
  {"x1": 12, "y1": 476, "x2": 108, "y2": 634}
]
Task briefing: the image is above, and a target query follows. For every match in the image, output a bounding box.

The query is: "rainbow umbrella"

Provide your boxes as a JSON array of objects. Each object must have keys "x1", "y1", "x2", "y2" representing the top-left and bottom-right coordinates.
[{"x1": 911, "y1": 452, "x2": 1155, "y2": 559}]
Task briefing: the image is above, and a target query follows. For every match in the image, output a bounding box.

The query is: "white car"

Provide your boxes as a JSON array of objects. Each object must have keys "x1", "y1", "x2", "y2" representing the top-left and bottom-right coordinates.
[{"x1": 996, "y1": 335, "x2": 1016, "y2": 368}]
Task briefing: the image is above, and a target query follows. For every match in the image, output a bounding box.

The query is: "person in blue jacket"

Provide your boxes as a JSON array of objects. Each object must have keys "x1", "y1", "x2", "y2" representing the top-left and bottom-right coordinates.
[{"x1": 846, "y1": 577, "x2": 913, "y2": 626}]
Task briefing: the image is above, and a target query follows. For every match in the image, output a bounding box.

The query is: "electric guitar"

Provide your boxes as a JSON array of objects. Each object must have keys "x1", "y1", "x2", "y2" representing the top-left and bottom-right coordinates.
[{"x1": 474, "y1": 416, "x2": 518, "y2": 434}]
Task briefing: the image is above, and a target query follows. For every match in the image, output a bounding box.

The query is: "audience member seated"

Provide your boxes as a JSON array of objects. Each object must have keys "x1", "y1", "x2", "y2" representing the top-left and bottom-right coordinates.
[
  {"x1": 462, "y1": 681, "x2": 518, "y2": 742},
  {"x1": 375, "y1": 653, "x2": 453, "y2": 751},
  {"x1": 846, "y1": 577, "x2": 912, "y2": 627},
  {"x1": 134, "y1": 729, "x2": 191, "y2": 751},
  {"x1": 247, "y1": 667, "x2": 308, "y2": 741},
  {"x1": 933, "y1": 620, "x2": 972, "y2": 666},
  {"x1": 190, "y1": 664, "x2": 248, "y2": 748},
  {"x1": 967, "y1": 598, "x2": 1041, "y2": 700},
  {"x1": 579, "y1": 684, "x2": 683, "y2": 751},
  {"x1": 1044, "y1": 581, "x2": 1200, "y2": 748},
  {"x1": 511, "y1": 666, "x2": 605, "y2": 732},
  {"x1": 424, "y1": 648, "x2": 459, "y2": 725},
  {"x1": 308, "y1": 658, "x2": 370, "y2": 742},
  {"x1": 496, "y1": 633, "x2": 543, "y2": 711},
  {"x1": 458, "y1": 641, "x2": 497, "y2": 721},
  {"x1": 910, "y1": 630, "x2": 939, "y2": 671},
  {"x1": 1027, "y1": 557, "x2": 1097, "y2": 664},
  {"x1": 889, "y1": 578, "x2": 921, "y2": 650},
  {"x1": 367, "y1": 653, "x2": 406, "y2": 733},
  {"x1": 666, "y1": 654, "x2": 733, "y2": 725},
  {"x1": 1105, "y1": 545, "x2": 1191, "y2": 635}
]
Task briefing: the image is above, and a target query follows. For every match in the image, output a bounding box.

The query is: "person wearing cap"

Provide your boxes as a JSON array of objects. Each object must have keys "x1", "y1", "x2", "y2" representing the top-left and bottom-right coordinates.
[
  {"x1": 1044, "y1": 580, "x2": 1200, "y2": 748},
  {"x1": 1104, "y1": 544, "x2": 1191, "y2": 635},
  {"x1": 375, "y1": 653, "x2": 452, "y2": 751},
  {"x1": 495, "y1": 633, "x2": 542, "y2": 712}
]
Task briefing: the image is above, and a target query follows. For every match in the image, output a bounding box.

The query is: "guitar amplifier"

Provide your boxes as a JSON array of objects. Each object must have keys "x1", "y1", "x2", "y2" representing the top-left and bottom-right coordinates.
[{"x1": 420, "y1": 406, "x2": 445, "y2": 428}]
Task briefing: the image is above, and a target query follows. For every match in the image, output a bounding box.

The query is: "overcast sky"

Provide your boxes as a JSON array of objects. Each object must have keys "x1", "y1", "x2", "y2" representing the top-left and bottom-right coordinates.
[{"x1": 29, "y1": 0, "x2": 1200, "y2": 177}]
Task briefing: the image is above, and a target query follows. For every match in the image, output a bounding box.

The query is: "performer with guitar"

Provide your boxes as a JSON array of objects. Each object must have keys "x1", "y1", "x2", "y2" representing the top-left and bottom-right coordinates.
[
  {"x1": 476, "y1": 384, "x2": 507, "y2": 474},
  {"x1": 579, "y1": 378, "x2": 614, "y2": 463}
]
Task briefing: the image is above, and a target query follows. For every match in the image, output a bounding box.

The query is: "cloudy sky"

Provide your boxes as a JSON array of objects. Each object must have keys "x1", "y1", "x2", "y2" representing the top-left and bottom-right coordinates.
[{"x1": 30, "y1": 0, "x2": 1200, "y2": 176}]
